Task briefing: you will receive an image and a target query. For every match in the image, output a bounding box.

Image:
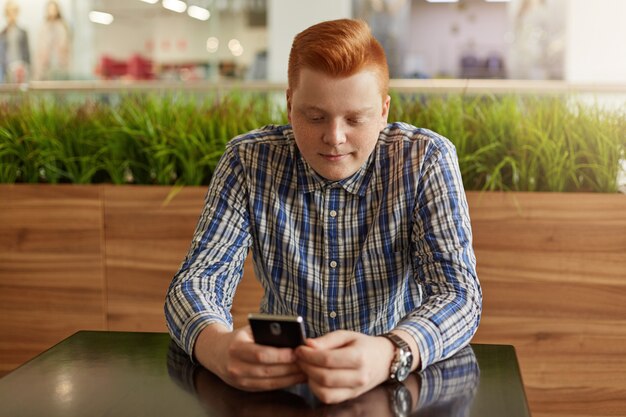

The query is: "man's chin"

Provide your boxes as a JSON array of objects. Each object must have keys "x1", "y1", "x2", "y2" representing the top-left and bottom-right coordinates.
[{"x1": 315, "y1": 167, "x2": 358, "y2": 182}]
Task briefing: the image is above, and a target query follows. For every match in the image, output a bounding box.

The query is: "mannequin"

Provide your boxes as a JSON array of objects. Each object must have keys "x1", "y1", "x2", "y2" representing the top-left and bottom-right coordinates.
[
  {"x1": 0, "y1": 0, "x2": 30, "y2": 83},
  {"x1": 35, "y1": 0, "x2": 70, "y2": 80}
]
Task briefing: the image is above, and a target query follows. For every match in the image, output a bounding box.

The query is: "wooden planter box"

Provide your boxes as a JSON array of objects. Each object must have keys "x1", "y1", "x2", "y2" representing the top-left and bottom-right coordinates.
[{"x1": 1, "y1": 184, "x2": 625, "y2": 416}]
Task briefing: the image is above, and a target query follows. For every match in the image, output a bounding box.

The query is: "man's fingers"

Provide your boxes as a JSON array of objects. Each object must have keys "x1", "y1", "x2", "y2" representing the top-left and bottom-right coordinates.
[
  {"x1": 231, "y1": 342, "x2": 298, "y2": 365},
  {"x1": 305, "y1": 330, "x2": 355, "y2": 350},
  {"x1": 296, "y1": 344, "x2": 364, "y2": 369}
]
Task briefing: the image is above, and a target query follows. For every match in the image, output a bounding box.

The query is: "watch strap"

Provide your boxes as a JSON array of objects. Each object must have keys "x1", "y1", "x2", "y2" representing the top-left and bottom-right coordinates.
[
  {"x1": 382, "y1": 333, "x2": 413, "y2": 381},
  {"x1": 383, "y1": 333, "x2": 410, "y2": 351}
]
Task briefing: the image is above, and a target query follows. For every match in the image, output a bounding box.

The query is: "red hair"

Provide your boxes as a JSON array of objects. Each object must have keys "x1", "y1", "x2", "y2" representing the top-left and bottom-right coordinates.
[{"x1": 288, "y1": 19, "x2": 389, "y2": 97}]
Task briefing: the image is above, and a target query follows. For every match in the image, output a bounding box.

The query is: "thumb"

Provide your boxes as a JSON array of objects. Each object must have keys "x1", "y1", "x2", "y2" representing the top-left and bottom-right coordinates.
[{"x1": 306, "y1": 330, "x2": 357, "y2": 350}]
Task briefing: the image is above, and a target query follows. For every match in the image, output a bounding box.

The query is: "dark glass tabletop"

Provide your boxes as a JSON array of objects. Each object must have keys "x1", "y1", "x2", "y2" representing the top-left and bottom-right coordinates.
[{"x1": 0, "y1": 331, "x2": 530, "y2": 417}]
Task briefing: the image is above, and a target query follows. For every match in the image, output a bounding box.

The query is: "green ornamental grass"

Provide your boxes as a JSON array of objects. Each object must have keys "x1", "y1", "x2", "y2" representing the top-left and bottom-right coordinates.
[
  {"x1": 390, "y1": 93, "x2": 625, "y2": 192},
  {"x1": 0, "y1": 91, "x2": 623, "y2": 192}
]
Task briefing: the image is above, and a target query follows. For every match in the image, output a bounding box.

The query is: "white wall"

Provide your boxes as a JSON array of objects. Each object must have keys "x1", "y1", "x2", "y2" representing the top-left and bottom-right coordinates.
[
  {"x1": 92, "y1": 16, "x2": 149, "y2": 61},
  {"x1": 208, "y1": 11, "x2": 267, "y2": 66},
  {"x1": 565, "y1": 0, "x2": 626, "y2": 83},
  {"x1": 407, "y1": 0, "x2": 508, "y2": 78},
  {"x1": 93, "y1": 10, "x2": 265, "y2": 67},
  {"x1": 86, "y1": 3, "x2": 269, "y2": 80},
  {"x1": 267, "y1": 0, "x2": 352, "y2": 83}
]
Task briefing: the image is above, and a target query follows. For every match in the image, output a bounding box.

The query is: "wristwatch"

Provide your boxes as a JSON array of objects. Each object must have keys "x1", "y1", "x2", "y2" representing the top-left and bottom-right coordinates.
[
  {"x1": 387, "y1": 382, "x2": 412, "y2": 417},
  {"x1": 382, "y1": 333, "x2": 413, "y2": 382}
]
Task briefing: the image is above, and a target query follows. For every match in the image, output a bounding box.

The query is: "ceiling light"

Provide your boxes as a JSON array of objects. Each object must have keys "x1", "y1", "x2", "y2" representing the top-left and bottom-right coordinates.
[
  {"x1": 228, "y1": 39, "x2": 243, "y2": 56},
  {"x1": 206, "y1": 37, "x2": 219, "y2": 53},
  {"x1": 162, "y1": 0, "x2": 187, "y2": 13},
  {"x1": 425, "y1": 0, "x2": 459, "y2": 3},
  {"x1": 188, "y1": 5, "x2": 210, "y2": 20},
  {"x1": 140, "y1": 0, "x2": 159, "y2": 4},
  {"x1": 89, "y1": 11, "x2": 114, "y2": 25},
  {"x1": 485, "y1": 0, "x2": 511, "y2": 2},
  {"x1": 228, "y1": 39, "x2": 241, "y2": 51}
]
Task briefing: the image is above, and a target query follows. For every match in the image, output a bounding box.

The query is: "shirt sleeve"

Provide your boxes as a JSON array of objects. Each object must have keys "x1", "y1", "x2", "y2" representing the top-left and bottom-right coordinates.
[
  {"x1": 395, "y1": 135, "x2": 482, "y2": 370},
  {"x1": 164, "y1": 145, "x2": 252, "y2": 357}
]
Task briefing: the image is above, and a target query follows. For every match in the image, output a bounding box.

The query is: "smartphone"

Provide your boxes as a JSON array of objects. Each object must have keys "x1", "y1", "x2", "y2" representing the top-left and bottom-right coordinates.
[{"x1": 248, "y1": 313, "x2": 306, "y2": 348}]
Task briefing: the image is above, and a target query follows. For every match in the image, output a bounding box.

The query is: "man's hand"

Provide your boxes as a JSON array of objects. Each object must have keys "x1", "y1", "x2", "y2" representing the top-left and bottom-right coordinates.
[
  {"x1": 194, "y1": 324, "x2": 307, "y2": 391},
  {"x1": 294, "y1": 330, "x2": 395, "y2": 404}
]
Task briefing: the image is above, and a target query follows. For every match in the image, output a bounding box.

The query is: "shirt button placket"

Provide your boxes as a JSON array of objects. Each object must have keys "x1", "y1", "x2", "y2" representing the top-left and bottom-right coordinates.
[{"x1": 326, "y1": 188, "x2": 341, "y2": 331}]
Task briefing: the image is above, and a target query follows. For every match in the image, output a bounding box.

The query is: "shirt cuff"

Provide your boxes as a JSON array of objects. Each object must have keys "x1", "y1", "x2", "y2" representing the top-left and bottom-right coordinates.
[{"x1": 180, "y1": 311, "x2": 233, "y2": 362}]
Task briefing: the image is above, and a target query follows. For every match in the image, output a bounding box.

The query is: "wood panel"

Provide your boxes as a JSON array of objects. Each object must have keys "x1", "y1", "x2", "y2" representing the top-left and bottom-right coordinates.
[
  {"x1": 103, "y1": 186, "x2": 206, "y2": 331},
  {"x1": 102, "y1": 185, "x2": 264, "y2": 331},
  {"x1": 0, "y1": 184, "x2": 106, "y2": 374},
  {"x1": 467, "y1": 191, "x2": 626, "y2": 417}
]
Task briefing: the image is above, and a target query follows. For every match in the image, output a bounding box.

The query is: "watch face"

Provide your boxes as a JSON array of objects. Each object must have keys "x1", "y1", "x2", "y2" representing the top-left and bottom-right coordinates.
[
  {"x1": 397, "y1": 364, "x2": 411, "y2": 382},
  {"x1": 395, "y1": 349, "x2": 413, "y2": 381}
]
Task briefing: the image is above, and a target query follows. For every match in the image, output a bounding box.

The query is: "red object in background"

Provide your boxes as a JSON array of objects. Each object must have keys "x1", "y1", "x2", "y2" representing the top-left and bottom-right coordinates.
[
  {"x1": 98, "y1": 54, "x2": 154, "y2": 80},
  {"x1": 127, "y1": 54, "x2": 154, "y2": 80},
  {"x1": 99, "y1": 55, "x2": 128, "y2": 79}
]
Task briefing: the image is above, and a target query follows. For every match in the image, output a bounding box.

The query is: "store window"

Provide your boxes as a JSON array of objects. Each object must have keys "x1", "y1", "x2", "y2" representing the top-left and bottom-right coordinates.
[
  {"x1": 1, "y1": 0, "x2": 620, "y2": 84},
  {"x1": 0, "y1": 0, "x2": 268, "y2": 83}
]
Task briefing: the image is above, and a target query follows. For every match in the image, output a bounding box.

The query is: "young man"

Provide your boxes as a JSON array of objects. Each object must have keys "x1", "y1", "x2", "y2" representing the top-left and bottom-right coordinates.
[{"x1": 165, "y1": 19, "x2": 481, "y2": 404}]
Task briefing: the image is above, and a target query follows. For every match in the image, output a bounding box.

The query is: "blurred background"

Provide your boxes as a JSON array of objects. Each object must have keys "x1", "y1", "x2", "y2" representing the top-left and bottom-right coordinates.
[{"x1": 0, "y1": 0, "x2": 624, "y2": 85}]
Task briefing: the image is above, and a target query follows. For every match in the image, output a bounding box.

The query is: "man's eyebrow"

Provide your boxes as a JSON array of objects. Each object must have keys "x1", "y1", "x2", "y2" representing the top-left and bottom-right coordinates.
[
  {"x1": 347, "y1": 106, "x2": 376, "y2": 115},
  {"x1": 298, "y1": 105, "x2": 376, "y2": 114},
  {"x1": 299, "y1": 105, "x2": 325, "y2": 113}
]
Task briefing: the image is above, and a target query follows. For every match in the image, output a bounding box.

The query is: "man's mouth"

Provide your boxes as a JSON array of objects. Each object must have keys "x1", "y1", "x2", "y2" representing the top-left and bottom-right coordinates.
[{"x1": 320, "y1": 152, "x2": 350, "y2": 161}]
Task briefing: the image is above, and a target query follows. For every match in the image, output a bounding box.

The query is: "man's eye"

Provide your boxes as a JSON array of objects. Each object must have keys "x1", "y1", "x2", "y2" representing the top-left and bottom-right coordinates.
[
  {"x1": 308, "y1": 115, "x2": 324, "y2": 122},
  {"x1": 348, "y1": 118, "x2": 364, "y2": 125}
]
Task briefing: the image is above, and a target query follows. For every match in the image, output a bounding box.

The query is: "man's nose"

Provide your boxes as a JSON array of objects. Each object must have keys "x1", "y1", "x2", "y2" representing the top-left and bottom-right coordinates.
[{"x1": 323, "y1": 120, "x2": 347, "y2": 146}]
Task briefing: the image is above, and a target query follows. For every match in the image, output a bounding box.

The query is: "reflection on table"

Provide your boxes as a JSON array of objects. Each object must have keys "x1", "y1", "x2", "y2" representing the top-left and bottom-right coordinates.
[
  {"x1": 0, "y1": 332, "x2": 529, "y2": 417},
  {"x1": 167, "y1": 342, "x2": 480, "y2": 417}
]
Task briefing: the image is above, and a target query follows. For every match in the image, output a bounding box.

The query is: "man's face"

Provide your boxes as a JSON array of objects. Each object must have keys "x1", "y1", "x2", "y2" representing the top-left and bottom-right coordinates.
[{"x1": 287, "y1": 68, "x2": 390, "y2": 181}]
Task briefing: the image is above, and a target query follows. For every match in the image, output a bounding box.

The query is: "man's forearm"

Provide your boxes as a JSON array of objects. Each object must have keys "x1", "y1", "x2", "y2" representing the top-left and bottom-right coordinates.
[
  {"x1": 395, "y1": 266, "x2": 482, "y2": 370},
  {"x1": 193, "y1": 323, "x2": 233, "y2": 374}
]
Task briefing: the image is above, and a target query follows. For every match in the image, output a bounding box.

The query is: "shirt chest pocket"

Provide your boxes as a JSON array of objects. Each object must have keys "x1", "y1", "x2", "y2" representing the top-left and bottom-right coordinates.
[{"x1": 357, "y1": 233, "x2": 412, "y2": 282}]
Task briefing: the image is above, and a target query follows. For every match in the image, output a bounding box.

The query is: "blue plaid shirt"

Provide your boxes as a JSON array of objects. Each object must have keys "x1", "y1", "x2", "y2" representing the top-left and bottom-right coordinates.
[{"x1": 165, "y1": 122, "x2": 482, "y2": 370}]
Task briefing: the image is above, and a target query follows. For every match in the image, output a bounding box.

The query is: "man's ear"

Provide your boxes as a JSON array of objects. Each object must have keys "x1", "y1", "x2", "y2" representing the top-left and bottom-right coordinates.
[
  {"x1": 286, "y1": 88, "x2": 292, "y2": 122},
  {"x1": 381, "y1": 94, "x2": 391, "y2": 129}
]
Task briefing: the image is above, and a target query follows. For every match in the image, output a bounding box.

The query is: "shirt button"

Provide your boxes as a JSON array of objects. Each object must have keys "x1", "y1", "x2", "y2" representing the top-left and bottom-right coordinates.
[
  {"x1": 329, "y1": 210, "x2": 337, "y2": 218},
  {"x1": 329, "y1": 260, "x2": 338, "y2": 268},
  {"x1": 329, "y1": 311, "x2": 337, "y2": 318}
]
